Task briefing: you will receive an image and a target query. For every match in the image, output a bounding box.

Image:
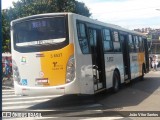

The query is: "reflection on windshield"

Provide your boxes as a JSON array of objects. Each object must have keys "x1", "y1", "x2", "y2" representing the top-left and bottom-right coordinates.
[{"x1": 14, "y1": 17, "x2": 66, "y2": 46}]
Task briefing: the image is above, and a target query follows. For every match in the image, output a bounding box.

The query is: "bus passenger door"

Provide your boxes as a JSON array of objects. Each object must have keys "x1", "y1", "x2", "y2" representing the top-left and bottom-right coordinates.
[
  {"x1": 120, "y1": 34, "x2": 131, "y2": 80},
  {"x1": 88, "y1": 28, "x2": 106, "y2": 92}
]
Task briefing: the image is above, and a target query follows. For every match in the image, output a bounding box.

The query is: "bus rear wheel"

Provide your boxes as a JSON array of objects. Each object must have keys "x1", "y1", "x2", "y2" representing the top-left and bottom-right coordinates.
[{"x1": 113, "y1": 71, "x2": 120, "y2": 93}]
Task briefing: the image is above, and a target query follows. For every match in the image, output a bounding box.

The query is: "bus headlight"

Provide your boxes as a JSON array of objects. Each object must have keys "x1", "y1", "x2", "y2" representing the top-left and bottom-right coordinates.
[{"x1": 66, "y1": 56, "x2": 75, "y2": 83}]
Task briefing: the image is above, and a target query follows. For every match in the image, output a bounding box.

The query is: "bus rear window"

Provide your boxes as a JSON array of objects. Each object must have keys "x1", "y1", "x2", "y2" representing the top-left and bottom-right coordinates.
[{"x1": 14, "y1": 17, "x2": 66, "y2": 46}]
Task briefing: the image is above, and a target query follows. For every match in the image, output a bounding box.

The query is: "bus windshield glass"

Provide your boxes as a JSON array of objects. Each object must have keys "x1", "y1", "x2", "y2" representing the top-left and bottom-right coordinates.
[{"x1": 14, "y1": 16, "x2": 66, "y2": 47}]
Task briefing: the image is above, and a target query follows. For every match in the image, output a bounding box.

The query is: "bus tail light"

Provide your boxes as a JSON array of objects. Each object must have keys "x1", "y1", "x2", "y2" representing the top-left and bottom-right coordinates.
[{"x1": 66, "y1": 56, "x2": 75, "y2": 83}]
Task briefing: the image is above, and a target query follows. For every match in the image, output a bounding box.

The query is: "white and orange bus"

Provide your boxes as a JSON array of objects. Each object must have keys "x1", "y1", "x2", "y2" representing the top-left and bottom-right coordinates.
[{"x1": 11, "y1": 13, "x2": 149, "y2": 96}]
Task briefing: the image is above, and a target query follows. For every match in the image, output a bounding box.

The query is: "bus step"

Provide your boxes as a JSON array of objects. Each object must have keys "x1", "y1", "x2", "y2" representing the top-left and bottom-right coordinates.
[
  {"x1": 124, "y1": 79, "x2": 131, "y2": 84},
  {"x1": 124, "y1": 75, "x2": 128, "y2": 79},
  {"x1": 94, "y1": 88, "x2": 106, "y2": 94}
]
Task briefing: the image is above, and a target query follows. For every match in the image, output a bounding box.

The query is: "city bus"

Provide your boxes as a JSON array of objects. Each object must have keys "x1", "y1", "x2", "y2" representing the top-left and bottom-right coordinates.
[{"x1": 11, "y1": 13, "x2": 149, "y2": 96}]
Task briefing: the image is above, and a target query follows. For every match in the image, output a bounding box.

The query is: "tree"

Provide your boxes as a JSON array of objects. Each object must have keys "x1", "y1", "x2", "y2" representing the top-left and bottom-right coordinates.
[
  {"x1": 2, "y1": 0, "x2": 91, "y2": 52},
  {"x1": 75, "y1": 1, "x2": 91, "y2": 17},
  {"x1": 2, "y1": 10, "x2": 11, "y2": 52}
]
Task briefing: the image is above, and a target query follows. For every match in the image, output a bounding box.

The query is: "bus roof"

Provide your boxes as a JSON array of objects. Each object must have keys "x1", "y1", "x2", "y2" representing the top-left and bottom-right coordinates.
[
  {"x1": 11, "y1": 12, "x2": 146, "y2": 37},
  {"x1": 71, "y1": 13, "x2": 146, "y2": 37}
]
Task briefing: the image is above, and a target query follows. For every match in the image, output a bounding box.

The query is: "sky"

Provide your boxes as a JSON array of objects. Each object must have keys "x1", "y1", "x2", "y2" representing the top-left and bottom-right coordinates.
[{"x1": 2, "y1": 0, "x2": 160, "y2": 30}]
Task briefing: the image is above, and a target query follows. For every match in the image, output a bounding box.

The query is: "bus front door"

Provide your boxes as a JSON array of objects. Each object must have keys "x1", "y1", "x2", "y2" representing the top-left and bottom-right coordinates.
[{"x1": 88, "y1": 28, "x2": 106, "y2": 92}]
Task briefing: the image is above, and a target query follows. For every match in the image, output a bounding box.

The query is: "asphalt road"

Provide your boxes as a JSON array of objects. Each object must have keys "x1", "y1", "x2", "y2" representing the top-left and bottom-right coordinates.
[{"x1": 2, "y1": 71, "x2": 160, "y2": 120}]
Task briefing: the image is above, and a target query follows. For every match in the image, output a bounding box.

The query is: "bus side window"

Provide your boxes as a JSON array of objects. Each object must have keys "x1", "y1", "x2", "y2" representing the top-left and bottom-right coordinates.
[
  {"x1": 112, "y1": 31, "x2": 121, "y2": 52},
  {"x1": 134, "y1": 36, "x2": 140, "y2": 52},
  {"x1": 129, "y1": 34, "x2": 134, "y2": 52},
  {"x1": 132, "y1": 36, "x2": 137, "y2": 52},
  {"x1": 139, "y1": 37, "x2": 144, "y2": 52},
  {"x1": 102, "y1": 29, "x2": 112, "y2": 52},
  {"x1": 77, "y1": 22, "x2": 90, "y2": 54}
]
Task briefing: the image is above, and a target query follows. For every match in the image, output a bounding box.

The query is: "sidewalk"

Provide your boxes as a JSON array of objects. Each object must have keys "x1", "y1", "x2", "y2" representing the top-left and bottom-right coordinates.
[
  {"x1": 149, "y1": 69, "x2": 160, "y2": 73},
  {"x1": 145, "y1": 70, "x2": 160, "y2": 77}
]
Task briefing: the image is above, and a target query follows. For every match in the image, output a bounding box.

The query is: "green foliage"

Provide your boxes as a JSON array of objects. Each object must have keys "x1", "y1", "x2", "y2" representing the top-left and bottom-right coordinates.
[
  {"x1": 6, "y1": 0, "x2": 91, "y2": 20},
  {"x1": 75, "y1": 1, "x2": 91, "y2": 17},
  {"x1": 2, "y1": 10, "x2": 11, "y2": 52},
  {"x1": 2, "y1": 39, "x2": 10, "y2": 52},
  {"x1": 2, "y1": 0, "x2": 91, "y2": 52}
]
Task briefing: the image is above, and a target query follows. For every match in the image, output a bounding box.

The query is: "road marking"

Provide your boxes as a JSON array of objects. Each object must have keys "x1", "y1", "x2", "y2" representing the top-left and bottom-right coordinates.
[
  {"x1": 64, "y1": 103, "x2": 103, "y2": 110},
  {"x1": 2, "y1": 95, "x2": 61, "y2": 101},
  {"x1": 1, "y1": 116, "x2": 58, "y2": 120},
  {"x1": 83, "y1": 103, "x2": 103, "y2": 108},
  {"x1": 2, "y1": 89, "x2": 14, "y2": 92},
  {"x1": 81, "y1": 117, "x2": 124, "y2": 120},
  {"x1": 2, "y1": 92, "x2": 15, "y2": 95},
  {"x1": 3, "y1": 104, "x2": 37, "y2": 110},
  {"x1": 2, "y1": 88, "x2": 109, "y2": 119},
  {"x1": 36, "y1": 117, "x2": 58, "y2": 119},
  {"x1": 52, "y1": 110, "x2": 103, "y2": 117},
  {"x1": 27, "y1": 109, "x2": 56, "y2": 111},
  {"x1": 3, "y1": 98, "x2": 51, "y2": 105},
  {"x1": 2, "y1": 94, "x2": 17, "y2": 97},
  {"x1": 2, "y1": 117, "x2": 56, "y2": 120}
]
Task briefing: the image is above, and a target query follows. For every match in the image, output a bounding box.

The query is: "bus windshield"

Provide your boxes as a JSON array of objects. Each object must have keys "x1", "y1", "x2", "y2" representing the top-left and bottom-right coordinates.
[{"x1": 14, "y1": 16, "x2": 66, "y2": 47}]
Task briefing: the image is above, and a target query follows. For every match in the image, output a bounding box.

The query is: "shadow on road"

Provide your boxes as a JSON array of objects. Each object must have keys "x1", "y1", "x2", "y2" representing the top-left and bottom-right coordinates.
[
  {"x1": 29, "y1": 94, "x2": 97, "y2": 110},
  {"x1": 27, "y1": 77, "x2": 160, "y2": 109},
  {"x1": 24, "y1": 73, "x2": 160, "y2": 117},
  {"x1": 96, "y1": 77, "x2": 160, "y2": 110}
]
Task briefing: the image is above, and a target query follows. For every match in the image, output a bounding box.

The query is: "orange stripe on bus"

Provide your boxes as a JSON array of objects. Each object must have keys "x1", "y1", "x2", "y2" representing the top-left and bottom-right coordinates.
[
  {"x1": 40, "y1": 44, "x2": 74, "y2": 86},
  {"x1": 138, "y1": 52, "x2": 145, "y2": 76}
]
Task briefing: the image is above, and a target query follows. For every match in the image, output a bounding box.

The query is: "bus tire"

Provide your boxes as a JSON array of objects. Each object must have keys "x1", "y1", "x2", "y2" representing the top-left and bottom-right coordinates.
[{"x1": 112, "y1": 71, "x2": 120, "y2": 93}]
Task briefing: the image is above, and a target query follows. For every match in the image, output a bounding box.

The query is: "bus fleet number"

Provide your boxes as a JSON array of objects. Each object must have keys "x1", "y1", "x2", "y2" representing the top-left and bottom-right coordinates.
[
  {"x1": 50, "y1": 53, "x2": 62, "y2": 58},
  {"x1": 106, "y1": 57, "x2": 114, "y2": 62}
]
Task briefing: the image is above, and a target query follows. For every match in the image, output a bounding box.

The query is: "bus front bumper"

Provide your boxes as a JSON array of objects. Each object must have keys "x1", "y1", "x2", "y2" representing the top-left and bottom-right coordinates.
[{"x1": 14, "y1": 79, "x2": 79, "y2": 96}]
